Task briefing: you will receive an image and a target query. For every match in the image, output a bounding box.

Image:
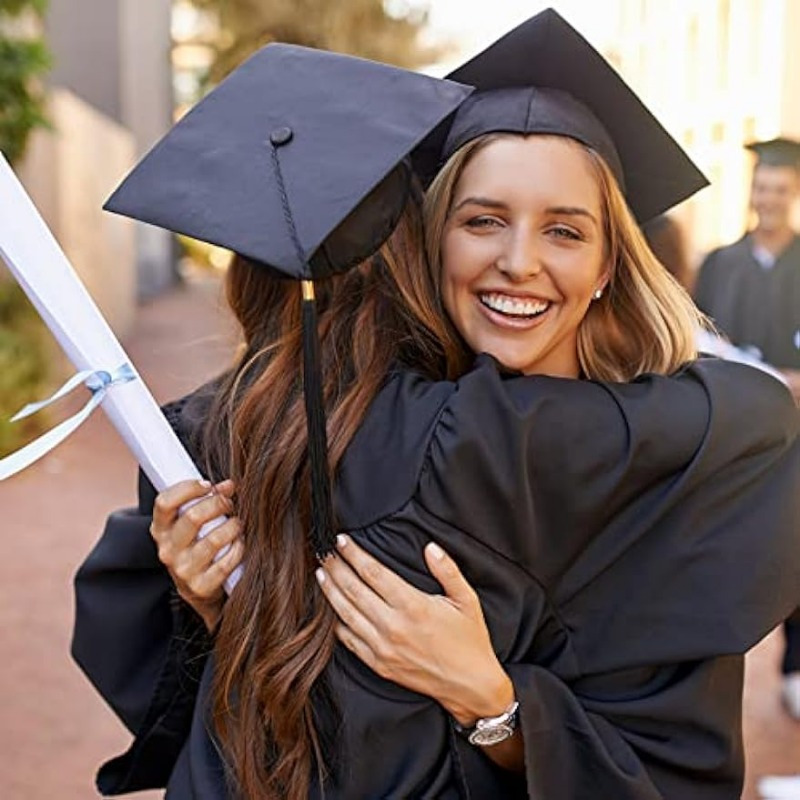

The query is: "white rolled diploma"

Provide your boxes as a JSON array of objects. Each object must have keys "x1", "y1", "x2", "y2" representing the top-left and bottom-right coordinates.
[{"x1": 0, "y1": 153, "x2": 241, "y2": 592}]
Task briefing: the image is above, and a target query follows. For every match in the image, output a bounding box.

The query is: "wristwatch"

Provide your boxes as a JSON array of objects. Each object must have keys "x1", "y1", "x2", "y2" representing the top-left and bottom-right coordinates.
[{"x1": 456, "y1": 700, "x2": 520, "y2": 747}]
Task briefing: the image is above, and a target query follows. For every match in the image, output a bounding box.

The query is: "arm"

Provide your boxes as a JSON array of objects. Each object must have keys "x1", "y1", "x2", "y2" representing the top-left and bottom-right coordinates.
[
  {"x1": 318, "y1": 537, "x2": 744, "y2": 798},
  {"x1": 70, "y1": 475, "x2": 242, "y2": 793},
  {"x1": 318, "y1": 535, "x2": 524, "y2": 773}
]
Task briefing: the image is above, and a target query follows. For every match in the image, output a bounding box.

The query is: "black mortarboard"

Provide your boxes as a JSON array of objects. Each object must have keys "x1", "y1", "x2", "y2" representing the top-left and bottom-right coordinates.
[
  {"x1": 104, "y1": 43, "x2": 471, "y2": 556},
  {"x1": 414, "y1": 8, "x2": 708, "y2": 222},
  {"x1": 745, "y1": 137, "x2": 800, "y2": 169}
]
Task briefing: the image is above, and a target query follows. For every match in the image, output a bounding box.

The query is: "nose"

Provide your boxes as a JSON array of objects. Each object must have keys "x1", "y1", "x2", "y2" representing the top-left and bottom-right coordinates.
[{"x1": 496, "y1": 228, "x2": 542, "y2": 282}]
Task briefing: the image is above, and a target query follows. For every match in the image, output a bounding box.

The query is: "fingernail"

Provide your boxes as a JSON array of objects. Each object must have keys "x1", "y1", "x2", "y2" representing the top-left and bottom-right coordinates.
[
  {"x1": 198, "y1": 479, "x2": 211, "y2": 489},
  {"x1": 315, "y1": 568, "x2": 326, "y2": 584},
  {"x1": 427, "y1": 542, "x2": 445, "y2": 560},
  {"x1": 337, "y1": 534, "x2": 349, "y2": 549}
]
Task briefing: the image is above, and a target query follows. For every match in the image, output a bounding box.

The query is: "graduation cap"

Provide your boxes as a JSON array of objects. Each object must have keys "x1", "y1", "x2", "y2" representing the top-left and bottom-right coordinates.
[
  {"x1": 745, "y1": 137, "x2": 800, "y2": 169},
  {"x1": 104, "y1": 43, "x2": 472, "y2": 556},
  {"x1": 413, "y1": 8, "x2": 708, "y2": 222}
]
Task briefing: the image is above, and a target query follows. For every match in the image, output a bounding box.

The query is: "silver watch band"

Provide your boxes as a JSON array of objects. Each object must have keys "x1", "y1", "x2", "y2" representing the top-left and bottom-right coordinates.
[{"x1": 455, "y1": 700, "x2": 520, "y2": 747}]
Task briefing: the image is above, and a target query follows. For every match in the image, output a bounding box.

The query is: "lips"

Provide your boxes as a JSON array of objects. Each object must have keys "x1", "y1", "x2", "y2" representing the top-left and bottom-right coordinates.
[{"x1": 478, "y1": 291, "x2": 551, "y2": 319}]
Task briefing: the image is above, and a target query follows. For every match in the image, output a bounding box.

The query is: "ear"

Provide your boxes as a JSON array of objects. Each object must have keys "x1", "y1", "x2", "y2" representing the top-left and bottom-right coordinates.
[{"x1": 596, "y1": 264, "x2": 612, "y2": 295}]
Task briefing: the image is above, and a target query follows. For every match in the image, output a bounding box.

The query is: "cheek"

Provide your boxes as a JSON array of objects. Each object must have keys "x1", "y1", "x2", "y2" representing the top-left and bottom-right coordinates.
[
  {"x1": 553, "y1": 252, "x2": 606, "y2": 305},
  {"x1": 440, "y1": 236, "x2": 478, "y2": 301}
]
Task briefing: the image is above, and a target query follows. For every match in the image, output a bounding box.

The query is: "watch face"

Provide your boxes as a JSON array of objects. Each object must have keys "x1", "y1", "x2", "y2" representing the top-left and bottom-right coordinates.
[{"x1": 468, "y1": 723, "x2": 513, "y2": 747}]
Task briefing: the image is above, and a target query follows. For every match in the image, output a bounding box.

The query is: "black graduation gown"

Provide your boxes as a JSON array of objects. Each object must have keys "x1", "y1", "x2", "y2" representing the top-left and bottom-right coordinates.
[
  {"x1": 72, "y1": 355, "x2": 800, "y2": 800},
  {"x1": 694, "y1": 234, "x2": 800, "y2": 369}
]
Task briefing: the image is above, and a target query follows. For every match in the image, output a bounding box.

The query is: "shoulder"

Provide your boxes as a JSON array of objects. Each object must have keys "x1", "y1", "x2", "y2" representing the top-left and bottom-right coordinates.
[
  {"x1": 334, "y1": 368, "x2": 455, "y2": 529},
  {"x1": 699, "y1": 236, "x2": 750, "y2": 271},
  {"x1": 160, "y1": 377, "x2": 224, "y2": 458},
  {"x1": 685, "y1": 357, "x2": 798, "y2": 446}
]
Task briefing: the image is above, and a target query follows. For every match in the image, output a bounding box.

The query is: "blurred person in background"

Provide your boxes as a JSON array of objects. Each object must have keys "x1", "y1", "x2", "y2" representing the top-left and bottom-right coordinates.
[
  {"x1": 692, "y1": 141, "x2": 800, "y2": 721},
  {"x1": 643, "y1": 214, "x2": 786, "y2": 381},
  {"x1": 694, "y1": 138, "x2": 800, "y2": 403}
]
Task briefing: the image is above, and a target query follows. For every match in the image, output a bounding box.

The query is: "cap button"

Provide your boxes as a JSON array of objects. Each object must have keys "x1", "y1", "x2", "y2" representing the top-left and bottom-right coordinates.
[{"x1": 270, "y1": 126, "x2": 293, "y2": 146}]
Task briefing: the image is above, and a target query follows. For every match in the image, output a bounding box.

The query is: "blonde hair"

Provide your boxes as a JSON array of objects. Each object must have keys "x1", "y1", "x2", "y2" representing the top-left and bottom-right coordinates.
[{"x1": 423, "y1": 133, "x2": 704, "y2": 382}]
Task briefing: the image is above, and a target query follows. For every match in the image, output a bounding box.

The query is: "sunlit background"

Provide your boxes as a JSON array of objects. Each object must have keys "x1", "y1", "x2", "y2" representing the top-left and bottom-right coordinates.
[
  {"x1": 171, "y1": 0, "x2": 800, "y2": 267},
  {"x1": 6, "y1": 0, "x2": 796, "y2": 336}
]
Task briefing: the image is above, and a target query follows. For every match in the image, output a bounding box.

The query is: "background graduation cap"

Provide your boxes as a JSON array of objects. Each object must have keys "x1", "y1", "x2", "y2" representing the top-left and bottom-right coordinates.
[
  {"x1": 413, "y1": 8, "x2": 708, "y2": 222},
  {"x1": 746, "y1": 137, "x2": 800, "y2": 170},
  {"x1": 104, "y1": 43, "x2": 472, "y2": 556}
]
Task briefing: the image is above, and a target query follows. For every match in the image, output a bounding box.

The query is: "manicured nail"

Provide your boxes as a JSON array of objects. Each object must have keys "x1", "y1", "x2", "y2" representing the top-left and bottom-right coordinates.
[
  {"x1": 427, "y1": 542, "x2": 445, "y2": 560},
  {"x1": 337, "y1": 534, "x2": 349, "y2": 549},
  {"x1": 198, "y1": 479, "x2": 211, "y2": 488},
  {"x1": 315, "y1": 568, "x2": 326, "y2": 584}
]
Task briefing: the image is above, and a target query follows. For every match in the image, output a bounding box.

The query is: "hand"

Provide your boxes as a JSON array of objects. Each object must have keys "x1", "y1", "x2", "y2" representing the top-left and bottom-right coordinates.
[
  {"x1": 317, "y1": 535, "x2": 514, "y2": 727},
  {"x1": 150, "y1": 478, "x2": 243, "y2": 631}
]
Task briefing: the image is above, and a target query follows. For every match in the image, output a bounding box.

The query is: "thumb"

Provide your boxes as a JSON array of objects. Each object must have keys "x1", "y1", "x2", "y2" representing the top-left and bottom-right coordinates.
[{"x1": 424, "y1": 542, "x2": 478, "y2": 610}]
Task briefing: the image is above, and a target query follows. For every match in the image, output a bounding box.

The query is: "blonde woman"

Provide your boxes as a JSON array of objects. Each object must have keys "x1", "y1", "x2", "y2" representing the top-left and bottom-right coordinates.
[{"x1": 74, "y1": 11, "x2": 799, "y2": 800}]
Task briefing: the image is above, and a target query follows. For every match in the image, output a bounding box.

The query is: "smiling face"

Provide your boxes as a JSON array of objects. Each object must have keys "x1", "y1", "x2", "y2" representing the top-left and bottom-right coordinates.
[
  {"x1": 439, "y1": 135, "x2": 609, "y2": 378},
  {"x1": 750, "y1": 164, "x2": 800, "y2": 233}
]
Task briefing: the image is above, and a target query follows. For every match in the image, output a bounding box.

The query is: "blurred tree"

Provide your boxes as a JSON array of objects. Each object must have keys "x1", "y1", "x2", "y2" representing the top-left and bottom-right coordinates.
[
  {"x1": 0, "y1": 0, "x2": 50, "y2": 164},
  {"x1": 189, "y1": 0, "x2": 442, "y2": 83}
]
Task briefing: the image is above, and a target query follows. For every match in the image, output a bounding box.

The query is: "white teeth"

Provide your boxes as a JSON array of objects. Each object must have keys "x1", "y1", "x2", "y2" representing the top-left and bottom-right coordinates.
[{"x1": 479, "y1": 292, "x2": 550, "y2": 317}]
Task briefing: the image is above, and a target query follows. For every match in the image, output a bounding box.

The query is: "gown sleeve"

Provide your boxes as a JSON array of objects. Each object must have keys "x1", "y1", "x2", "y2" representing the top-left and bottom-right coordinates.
[
  {"x1": 507, "y1": 656, "x2": 743, "y2": 799},
  {"x1": 71, "y1": 403, "x2": 214, "y2": 794},
  {"x1": 422, "y1": 354, "x2": 799, "y2": 798}
]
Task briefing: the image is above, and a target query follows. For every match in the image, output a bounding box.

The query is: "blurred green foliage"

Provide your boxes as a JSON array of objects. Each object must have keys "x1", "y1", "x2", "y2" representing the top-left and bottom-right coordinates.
[
  {"x1": 0, "y1": 1, "x2": 52, "y2": 456},
  {"x1": 0, "y1": 0, "x2": 51, "y2": 164},
  {"x1": 0, "y1": 279, "x2": 52, "y2": 457}
]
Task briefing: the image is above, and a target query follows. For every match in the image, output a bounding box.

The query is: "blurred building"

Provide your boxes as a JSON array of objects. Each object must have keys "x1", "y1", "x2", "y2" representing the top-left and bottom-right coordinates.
[
  {"x1": 16, "y1": 0, "x2": 175, "y2": 336},
  {"x1": 601, "y1": 0, "x2": 800, "y2": 264}
]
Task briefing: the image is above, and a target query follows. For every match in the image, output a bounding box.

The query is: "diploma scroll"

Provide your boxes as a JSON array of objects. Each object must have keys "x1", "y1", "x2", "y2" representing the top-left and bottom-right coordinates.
[{"x1": 0, "y1": 153, "x2": 240, "y2": 592}]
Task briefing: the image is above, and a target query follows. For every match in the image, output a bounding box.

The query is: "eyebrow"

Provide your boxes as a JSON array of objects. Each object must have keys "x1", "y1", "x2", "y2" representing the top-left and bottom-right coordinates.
[
  {"x1": 452, "y1": 196, "x2": 509, "y2": 213},
  {"x1": 452, "y1": 197, "x2": 599, "y2": 227},
  {"x1": 547, "y1": 205, "x2": 599, "y2": 227}
]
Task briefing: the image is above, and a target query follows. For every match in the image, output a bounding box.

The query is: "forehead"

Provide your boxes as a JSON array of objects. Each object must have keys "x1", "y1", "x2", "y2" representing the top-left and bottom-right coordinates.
[
  {"x1": 455, "y1": 134, "x2": 602, "y2": 207},
  {"x1": 752, "y1": 163, "x2": 800, "y2": 187}
]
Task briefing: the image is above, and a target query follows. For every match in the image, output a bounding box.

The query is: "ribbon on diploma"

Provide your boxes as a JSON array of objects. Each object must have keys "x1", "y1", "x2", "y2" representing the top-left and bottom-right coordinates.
[{"x1": 0, "y1": 363, "x2": 136, "y2": 480}]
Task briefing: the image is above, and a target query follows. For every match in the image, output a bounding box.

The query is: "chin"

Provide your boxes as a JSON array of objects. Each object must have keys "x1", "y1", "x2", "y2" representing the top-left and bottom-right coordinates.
[{"x1": 481, "y1": 345, "x2": 538, "y2": 375}]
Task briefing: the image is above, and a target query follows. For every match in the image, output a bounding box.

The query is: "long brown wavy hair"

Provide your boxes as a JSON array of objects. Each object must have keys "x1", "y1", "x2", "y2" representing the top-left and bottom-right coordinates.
[{"x1": 200, "y1": 198, "x2": 467, "y2": 799}]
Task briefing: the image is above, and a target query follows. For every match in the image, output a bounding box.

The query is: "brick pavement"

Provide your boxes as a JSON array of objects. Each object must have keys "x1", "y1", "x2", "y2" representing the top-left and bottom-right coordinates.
[{"x1": 0, "y1": 274, "x2": 797, "y2": 799}]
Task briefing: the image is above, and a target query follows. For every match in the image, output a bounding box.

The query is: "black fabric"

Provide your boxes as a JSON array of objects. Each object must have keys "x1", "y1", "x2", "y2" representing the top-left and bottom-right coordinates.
[
  {"x1": 694, "y1": 234, "x2": 800, "y2": 369},
  {"x1": 72, "y1": 356, "x2": 800, "y2": 799},
  {"x1": 103, "y1": 44, "x2": 471, "y2": 281},
  {"x1": 783, "y1": 610, "x2": 800, "y2": 674},
  {"x1": 412, "y1": 9, "x2": 708, "y2": 222}
]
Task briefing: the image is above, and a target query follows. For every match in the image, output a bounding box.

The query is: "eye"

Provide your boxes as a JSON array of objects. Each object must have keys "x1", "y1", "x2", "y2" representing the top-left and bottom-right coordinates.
[
  {"x1": 548, "y1": 225, "x2": 582, "y2": 241},
  {"x1": 465, "y1": 216, "x2": 503, "y2": 230}
]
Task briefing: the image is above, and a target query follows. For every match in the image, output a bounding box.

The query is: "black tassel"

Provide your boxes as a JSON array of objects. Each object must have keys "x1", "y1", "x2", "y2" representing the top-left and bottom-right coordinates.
[
  {"x1": 269, "y1": 140, "x2": 336, "y2": 558},
  {"x1": 301, "y1": 281, "x2": 336, "y2": 557}
]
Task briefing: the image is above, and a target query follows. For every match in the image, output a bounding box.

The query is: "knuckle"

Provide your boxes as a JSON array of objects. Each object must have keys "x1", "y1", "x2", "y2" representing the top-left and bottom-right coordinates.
[
  {"x1": 173, "y1": 560, "x2": 192, "y2": 583},
  {"x1": 214, "y1": 520, "x2": 239, "y2": 545},
  {"x1": 183, "y1": 506, "x2": 204, "y2": 529},
  {"x1": 336, "y1": 605, "x2": 353, "y2": 626},
  {"x1": 362, "y1": 561, "x2": 382, "y2": 585},
  {"x1": 153, "y1": 494, "x2": 171, "y2": 516},
  {"x1": 383, "y1": 618, "x2": 405, "y2": 647},
  {"x1": 156, "y1": 543, "x2": 173, "y2": 566}
]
